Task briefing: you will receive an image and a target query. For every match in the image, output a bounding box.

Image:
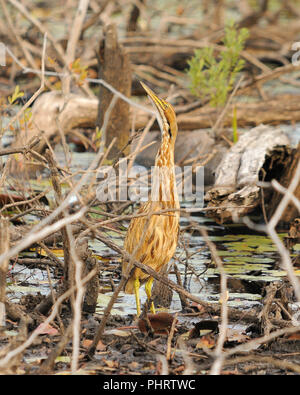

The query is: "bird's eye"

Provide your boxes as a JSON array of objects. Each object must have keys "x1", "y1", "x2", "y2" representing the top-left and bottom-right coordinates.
[{"x1": 161, "y1": 100, "x2": 169, "y2": 110}]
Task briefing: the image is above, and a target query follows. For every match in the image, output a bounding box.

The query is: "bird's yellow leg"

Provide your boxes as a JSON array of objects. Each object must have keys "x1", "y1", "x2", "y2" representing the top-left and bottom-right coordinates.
[
  {"x1": 134, "y1": 277, "x2": 141, "y2": 317},
  {"x1": 145, "y1": 277, "x2": 155, "y2": 314}
]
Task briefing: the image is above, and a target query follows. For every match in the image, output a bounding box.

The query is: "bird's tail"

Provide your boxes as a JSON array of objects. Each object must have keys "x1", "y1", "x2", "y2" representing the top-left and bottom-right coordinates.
[
  {"x1": 122, "y1": 260, "x2": 148, "y2": 294},
  {"x1": 124, "y1": 278, "x2": 135, "y2": 294},
  {"x1": 122, "y1": 260, "x2": 135, "y2": 294},
  {"x1": 123, "y1": 273, "x2": 149, "y2": 294}
]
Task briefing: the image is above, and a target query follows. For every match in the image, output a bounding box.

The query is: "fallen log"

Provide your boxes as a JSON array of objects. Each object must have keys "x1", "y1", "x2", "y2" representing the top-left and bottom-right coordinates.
[
  {"x1": 204, "y1": 124, "x2": 292, "y2": 223},
  {"x1": 8, "y1": 91, "x2": 98, "y2": 176},
  {"x1": 11, "y1": 91, "x2": 98, "y2": 160},
  {"x1": 136, "y1": 94, "x2": 300, "y2": 130},
  {"x1": 12, "y1": 93, "x2": 300, "y2": 150},
  {"x1": 8, "y1": 92, "x2": 300, "y2": 177}
]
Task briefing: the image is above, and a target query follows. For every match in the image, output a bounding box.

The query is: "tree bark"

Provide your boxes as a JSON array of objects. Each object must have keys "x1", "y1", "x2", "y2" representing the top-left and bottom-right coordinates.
[
  {"x1": 97, "y1": 23, "x2": 131, "y2": 159},
  {"x1": 204, "y1": 125, "x2": 292, "y2": 223},
  {"x1": 268, "y1": 143, "x2": 300, "y2": 224}
]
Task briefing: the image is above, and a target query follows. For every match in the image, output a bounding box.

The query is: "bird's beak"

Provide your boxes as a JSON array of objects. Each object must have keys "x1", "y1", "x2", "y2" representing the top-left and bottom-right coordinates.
[{"x1": 140, "y1": 81, "x2": 167, "y2": 113}]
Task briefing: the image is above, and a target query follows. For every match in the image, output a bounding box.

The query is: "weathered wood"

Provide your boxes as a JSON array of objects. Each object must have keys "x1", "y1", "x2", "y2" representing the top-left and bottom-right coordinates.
[
  {"x1": 22, "y1": 92, "x2": 98, "y2": 152},
  {"x1": 8, "y1": 90, "x2": 300, "y2": 179},
  {"x1": 284, "y1": 218, "x2": 300, "y2": 250},
  {"x1": 268, "y1": 143, "x2": 300, "y2": 223},
  {"x1": 75, "y1": 237, "x2": 100, "y2": 314},
  {"x1": 8, "y1": 91, "x2": 98, "y2": 176},
  {"x1": 204, "y1": 124, "x2": 291, "y2": 223},
  {"x1": 126, "y1": 0, "x2": 145, "y2": 32},
  {"x1": 44, "y1": 149, "x2": 72, "y2": 294},
  {"x1": 134, "y1": 94, "x2": 300, "y2": 131},
  {"x1": 97, "y1": 23, "x2": 131, "y2": 159},
  {"x1": 10, "y1": 92, "x2": 300, "y2": 156}
]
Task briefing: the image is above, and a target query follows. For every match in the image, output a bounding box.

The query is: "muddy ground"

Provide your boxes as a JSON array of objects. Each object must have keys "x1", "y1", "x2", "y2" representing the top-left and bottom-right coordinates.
[{"x1": 1, "y1": 272, "x2": 300, "y2": 375}]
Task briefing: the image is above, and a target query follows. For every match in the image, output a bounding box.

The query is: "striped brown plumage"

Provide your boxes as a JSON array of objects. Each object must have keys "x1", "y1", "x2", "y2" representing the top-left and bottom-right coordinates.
[{"x1": 122, "y1": 82, "x2": 179, "y2": 316}]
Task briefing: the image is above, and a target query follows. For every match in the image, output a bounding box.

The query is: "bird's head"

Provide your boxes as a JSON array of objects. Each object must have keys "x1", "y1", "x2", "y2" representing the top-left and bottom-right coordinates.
[{"x1": 140, "y1": 82, "x2": 177, "y2": 142}]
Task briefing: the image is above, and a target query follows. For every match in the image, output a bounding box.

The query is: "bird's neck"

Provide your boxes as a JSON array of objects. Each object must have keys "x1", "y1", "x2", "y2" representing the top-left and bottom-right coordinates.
[
  {"x1": 155, "y1": 135, "x2": 175, "y2": 168},
  {"x1": 152, "y1": 135, "x2": 178, "y2": 206}
]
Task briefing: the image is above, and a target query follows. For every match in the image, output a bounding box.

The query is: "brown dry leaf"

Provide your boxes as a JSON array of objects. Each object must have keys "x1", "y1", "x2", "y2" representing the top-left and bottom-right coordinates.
[
  {"x1": 226, "y1": 329, "x2": 250, "y2": 343},
  {"x1": 286, "y1": 331, "x2": 300, "y2": 340},
  {"x1": 82, "y1": 339, "x2": 106, "y2": 351},
  {"x1": 190, "y1": 302, "x2": 206, "y2": 314},
  {"x1": 102, "y1": 359, "x2": 118, "y2": 368},
  {"x1": 173, "y1": 365, "x2": 185, "y2": 374},
  {"x1": 196, "y1": 334, "x2": 216, "y2": 349},
  {"x1": 222, "y1": 368, "x2": 241, "y2": 375},
  {"x1": 176, "y1": 6, "x2": 184, "y2": 16},
  {"x1": 138, "y1": 312, "x2": 177, "y2": 334},
  {"x1": 147, "y1": 338, "x2": 161, "y2": 347},
  {"x1": 36, "y1": 323, "x2": 58, "y2": 336},
  {"x1": 82, "y1": 339, "x2": 92, "y2": 348},
  {"x1": 128, "y1": 361, "x2": 139, "y2": 370}
]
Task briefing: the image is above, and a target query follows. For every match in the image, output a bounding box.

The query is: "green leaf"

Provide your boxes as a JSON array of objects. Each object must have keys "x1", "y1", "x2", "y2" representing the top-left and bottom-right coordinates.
[
  {"x1": 8, "y1": 85, "x2": 24, "y2": 104},
  {"x1": 186, "y1": 23, "x2": 249, "y2": 107}
]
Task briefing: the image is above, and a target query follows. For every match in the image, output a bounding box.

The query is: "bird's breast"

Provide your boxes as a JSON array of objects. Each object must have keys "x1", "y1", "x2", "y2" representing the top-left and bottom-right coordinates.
[{"x1": 124, "y1": 202, "x2": 179, "y2": 263}]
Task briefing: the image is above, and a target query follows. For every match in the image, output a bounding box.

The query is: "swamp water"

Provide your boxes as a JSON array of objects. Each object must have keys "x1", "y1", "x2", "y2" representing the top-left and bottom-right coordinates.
[
  {"x1": 4, "y1": 123, "x2": 300, "y2": 316},
  {"x1": 8, "y1": 205, "x2": 299, "y2": 316}
]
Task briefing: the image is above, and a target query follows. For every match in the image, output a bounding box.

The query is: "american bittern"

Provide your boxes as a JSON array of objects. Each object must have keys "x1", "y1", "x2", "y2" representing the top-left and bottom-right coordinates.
[{"x1": 122, "y1": 82, "x2": 179, "y2": 316}]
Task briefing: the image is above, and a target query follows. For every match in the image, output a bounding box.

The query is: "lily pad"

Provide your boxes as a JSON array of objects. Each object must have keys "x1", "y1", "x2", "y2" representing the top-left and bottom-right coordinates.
[
  {"x1": 55, "y1": 356, "x2": 71, "y2": 363},
  {"x1": 7, "y1": 284, "x2": 41, "y2": 294}
]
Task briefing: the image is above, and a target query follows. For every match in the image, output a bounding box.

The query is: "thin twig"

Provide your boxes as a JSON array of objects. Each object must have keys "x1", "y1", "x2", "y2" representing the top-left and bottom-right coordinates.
[
  {"x1": 166, "y1": 312, "x2": 178, "y2": 361},
  {"x1": 8, "y1": 0, "x2": 66, "y2": 64},
  {"x1": 5, "y1": 33, "x2": 47, "y2": 132},
  {"x1": 211, "y1": 75, "x2": 244, "y2": 137},
  {"x1": 0, "y1": 268, "x2": 96, "y2": 369},
  {"x1": 0, "y1": 135, "x2": 41, "y2": 157},
  {"x1": 4, "y1": 43, "x2": 154, "y2": 117},
  {"x1": 62, "y1": 0, "x2": 90, "y2": 96},
  {"x1": 200, "y1": 229, "x2": 228, "y2": 375},
  {"x1": 0, "y1": 208, "x2": 87, "y2": 266}
]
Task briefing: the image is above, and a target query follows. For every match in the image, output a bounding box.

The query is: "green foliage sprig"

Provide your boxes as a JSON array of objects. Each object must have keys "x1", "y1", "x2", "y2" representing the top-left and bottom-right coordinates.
[{"x1": 186, "y1": 23, "x2": 249, "y2": 107}]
